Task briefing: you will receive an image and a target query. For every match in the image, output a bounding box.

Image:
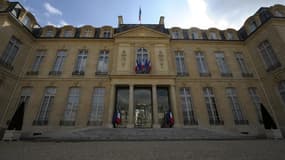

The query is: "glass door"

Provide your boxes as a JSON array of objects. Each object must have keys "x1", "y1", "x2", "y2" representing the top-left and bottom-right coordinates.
[{"x1": 134, "y1": 88, "x2": 152, "y2": 128}]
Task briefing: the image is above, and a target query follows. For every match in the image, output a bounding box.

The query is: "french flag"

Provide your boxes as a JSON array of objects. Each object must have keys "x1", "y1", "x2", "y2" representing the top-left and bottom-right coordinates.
[
  {"x1": 115, "y1": 111, "x2": 121, "y2": 124},
  {"x1": 167, "y1": 111, "x2": 174, "y2": 125}
]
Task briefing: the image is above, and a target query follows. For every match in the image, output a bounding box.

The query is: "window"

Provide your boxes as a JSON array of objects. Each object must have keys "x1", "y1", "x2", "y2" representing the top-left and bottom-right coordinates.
[
  {"x1": 0, "y1": 36, "x2": 20, "y2": 69},
  {"x1": 88, "y1": 88, "x2": 105, "y2": 126},
  {"x1": 27, "y1": 50, "x2": 45, "y2": 75},
  {"x1": 172, "y1": 31, "x2": 179, "y2": 39},
  {"x1": 209, "y1": 32, "x2": 217, "y2": 40},
  {"x1": 249, "y1": 21, "x2": 257, "y2": 33},
  {"x1": 278, "y1": 81, "x2": 285, "y2": 106},
  {"x1": 235, "y1": 52, "x2": 253, "y2": 77},
  {"x1": 175, "y1": 51, "x2": 188, "y2": 76},
  {"x1": 34, "y1": 87, "x2": 56, "y2": 125},
  {"x1": 49, "y1": 50, "x2": 66, "y2": 75},
  {"x1": 63, "y1": 29, "x2": 73, "y2": 37},
  {"x1": 226, "y1": 88, "x2": 248, "y2": 125},
  {"x1": 18, "y1": 87, "x2": 32, "y2": 105},
  {"x1": 73, "y1": 49, "x2": 87, "y2": 75},
  {"x1": 22, "y1": 16, "x2": 30, "y2": 27},
  {"x1": 258, "y1": 40, "x2": 280, "y2": 71},
  {"x1": 203, "y1": 87, "x2": 223, "y2": 125},
  {"x1": 61, "y1": 87, "x2": 80, "y2": 126},
  {"x1": 248, "y1": 87, "x2": 263, "y2": 123},
  {"x1": 82, "y1": 28, "x2": 93, "y2": 37},
  {"x1": 135, "y1": 48, "x2": 151, "y2": 73},
  {"x1": 96, "y1": 50, "x2": 109, "y2": 74},
  {"x1": 226, "y1": 32, "x2": 234, "y2": 40},
  {"x1": 103, "y1": 30, "x2": 111, "y2": 38},
  {"x1": 180, "y1": 88, "x2": 197, "y2": 125},
  {"x1": 215, "y1": 52, "x2": 232, "y2": 76},
  {"x1": 196, "y1": 52, "x2": 210, "y2": 76},
  {"x1": 44, "y1": 29, "x2": 54, "y2": 37},
  {"x1": 191, "y1": 31, "x2": 199, "y2": 39},
  {"x1": 275, "y1": 10, "x2": 284, "y2": 17}
]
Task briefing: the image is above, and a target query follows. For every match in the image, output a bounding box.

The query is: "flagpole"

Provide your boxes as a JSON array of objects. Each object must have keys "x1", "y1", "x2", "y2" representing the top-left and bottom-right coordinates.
[{"x1": 139, "y1": 6, "x2": 141, "y2": 24}]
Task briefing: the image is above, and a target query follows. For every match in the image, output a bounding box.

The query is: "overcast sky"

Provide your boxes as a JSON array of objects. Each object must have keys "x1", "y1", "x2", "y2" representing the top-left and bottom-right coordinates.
[{"x1": 16, "y1": 0, "x2": 285, "y2": 30}]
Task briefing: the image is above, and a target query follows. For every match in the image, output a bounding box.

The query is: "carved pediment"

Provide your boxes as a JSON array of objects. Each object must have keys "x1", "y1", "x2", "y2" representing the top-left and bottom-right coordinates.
[{"x1": 114, "y1": 26, "x2": 170, "y2": 39}]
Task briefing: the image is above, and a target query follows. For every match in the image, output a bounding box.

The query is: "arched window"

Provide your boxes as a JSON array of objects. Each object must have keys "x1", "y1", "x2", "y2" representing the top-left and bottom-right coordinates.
[
  {"x1": 278, "y1": 81, "x2": 285, "y2": 105},
  {"x1": 135, "y1": 48, "x2": 151, "y2": 73}
]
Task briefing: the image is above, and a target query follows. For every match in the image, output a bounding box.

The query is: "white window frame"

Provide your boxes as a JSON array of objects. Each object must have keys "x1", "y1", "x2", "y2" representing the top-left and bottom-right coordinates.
[
  {"x1": 226, "y1": 88, "x2": 247, "y2": 124},
  {"x1": 196, "y1": 52, "x2": 209, "y2": 75},
  {"x1": 88, "y1": 88, "x2": 105, "y2": 125},
  {"x1": 31, "y1": 50, "x2": 45, "y2": 72},
  {"x1": 172, "y1": 31, "x2": 179, "y2": 39},
  {"x1": 19, "y1": 87, "x2": 32, "y2": 106},
  {"x1": 62, "y1": 87, "x2": 80, "y2": 122},
  {"x1": 52, "y1": 50, "x2": 66, "y2": 72},
  {"x1": 82, "y1": 28, "x2": 93, "y2": 37},
  {"x1": 235, "y1": 52, "x2": 251, "y2": 75},
  {"x1": 226, "y1": 32, "x2": 234, "y2": 40},
  {"x1": 203, "y1": 87, "x2": 221, "y2": 124},
  {"x1": 180, "y1": 88, "x2": 196, "y2": 125},
  {"x1": 175, "y1": 51, "x2": 187, "y2": 75},
  {"x1": 96, "y1": 50, "x2": 109, "y2": 73},
  {"x1": 191, "y1": 31, "x2": 199, "y2": 39},
  {"x1": 258, "y1": 40, "x2": 280, "y2": 70},
  {"x1": 215, "y1": 52, "x2": 231, "y2": 75},
  {"x1": 63, "y1": 29, "x2": 73, "y2": 37},
  {"x1": 74, "y1": 49, "x2": 87, "y2": 72},
  {"x1": 209, "y1": 32, "x2": 217, "y2": 40},
  {"x1": 45, "y1": 29, "x2": 54, "y2": 37},
  {"x1": 103, "y1": 30, "x2": 111, "y2": 38},
  {"x1": 0, "y1": 37, "x2": 20, "y2": 65},
  {"x1": 249, "y1": 21, "x2": 257, "y2": 33},
  {"x1": 248, "y1": 87, "x2": 263, "y2": 123},
  {"x1": 36, "y1": 87, "x2": 56, "y2": 122}
]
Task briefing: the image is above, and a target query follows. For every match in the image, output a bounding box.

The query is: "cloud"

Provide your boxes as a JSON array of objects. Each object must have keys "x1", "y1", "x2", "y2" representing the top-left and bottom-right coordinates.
[
  {"x1": 47, "y1": 20, "x2": 69, "y2": 27},
  {"x1": 44, "y1": 2, "x2": 62, "y2": 16}
]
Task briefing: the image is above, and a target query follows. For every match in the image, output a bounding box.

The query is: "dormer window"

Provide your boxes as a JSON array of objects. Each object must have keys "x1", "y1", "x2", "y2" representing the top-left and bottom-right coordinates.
[
  {"x1": 63, "y1": 29, "x2": 73, "y2": 37},
  {"x1": 44, "y1": 29, "x2": 54, "y2": 37},
  {"x1": 275, "y1": 10, "x2": 284, "y2": 17},
  {"x1": 249, "y1": 21, "x2": 257, "y2": 33},
  {"x1": 191, "y1": 31, "x2": 199, "y2": 39},
  {"x1": 82, "y1": 28, "x2": 93, "y2": 37},
  {"x1": 226, "y1": 32, "x2": 234, "y2": 40},
  {"x1": 22, "y1": 16, "x2": 30, "y2": 27},
  {"x1": 103, "y1": 31, "x2": 111, "y2": 38},
  {"x1": 172, "y1": 31, "x2": 179, "y2": 39},
  {"x1": 209, "y1": 32, "x2": 217, "y2": 40}
]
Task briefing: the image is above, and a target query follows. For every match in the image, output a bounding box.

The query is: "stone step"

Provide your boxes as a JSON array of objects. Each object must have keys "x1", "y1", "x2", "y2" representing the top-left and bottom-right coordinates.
[{"x1": 21, "y1": 128, "x2": 264, "y2": 141}]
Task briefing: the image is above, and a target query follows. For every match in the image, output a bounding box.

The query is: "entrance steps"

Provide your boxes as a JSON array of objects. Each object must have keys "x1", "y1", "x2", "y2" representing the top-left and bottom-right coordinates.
[{"x1": 21, "y1": 127, "x2": 264, "y2": 141}]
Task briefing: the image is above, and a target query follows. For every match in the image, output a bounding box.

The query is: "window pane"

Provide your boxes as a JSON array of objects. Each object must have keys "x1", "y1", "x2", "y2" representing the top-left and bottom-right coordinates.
[
  {"x1": 89, "y1": 88, "x2": 105, "y2": 125},
  {"x1": 180, "y1": 88, "x2": 197, "y2": 125},
  {"x1": 63, "y1": 88, "x2": 80, "y2": 122}
]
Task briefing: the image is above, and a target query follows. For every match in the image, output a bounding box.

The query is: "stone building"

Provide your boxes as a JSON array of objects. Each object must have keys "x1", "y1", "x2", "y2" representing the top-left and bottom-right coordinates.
[{"x1": 0, "y1": 0, "x2": 285, "y2": 139}]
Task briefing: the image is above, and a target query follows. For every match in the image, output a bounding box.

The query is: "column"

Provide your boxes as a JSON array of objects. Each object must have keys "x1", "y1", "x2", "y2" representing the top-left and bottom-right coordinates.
[
  {"x1": 106, "y1": 84, "x2": 115, "y2": 128},
  {"x1": 170, "y1": 85, "x2": 181, "y2": 128},
  {"x1": 152, "y1": 85, "x2": 160, "y2": 128},
  {"x1": 127, "y1": 84, "x2": 134, "y2": 128}
]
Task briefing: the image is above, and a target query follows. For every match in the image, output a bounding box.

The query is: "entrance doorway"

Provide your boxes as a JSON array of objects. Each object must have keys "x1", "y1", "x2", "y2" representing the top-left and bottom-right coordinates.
[{"x1": 134, "y1": 88, "x2": 152, "y2": 128}]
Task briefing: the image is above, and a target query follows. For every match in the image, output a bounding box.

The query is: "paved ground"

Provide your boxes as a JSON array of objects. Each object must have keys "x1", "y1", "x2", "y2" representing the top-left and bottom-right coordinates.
[{"x1": 0, "y1": 140, "x2": 285, "y2": 160}]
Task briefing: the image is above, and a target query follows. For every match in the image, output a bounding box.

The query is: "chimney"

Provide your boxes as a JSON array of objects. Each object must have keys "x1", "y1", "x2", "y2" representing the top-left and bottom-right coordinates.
[
  {"x1": 159, "y1": 16, "x2": 165, "y2": 25},
  {"x1": 118, "y1": 16, "x2": 123, "y2": 26}
]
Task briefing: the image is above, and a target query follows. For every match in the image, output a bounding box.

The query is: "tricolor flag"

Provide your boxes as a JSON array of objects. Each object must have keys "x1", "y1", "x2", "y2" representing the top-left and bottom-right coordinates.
[
  {"x1": 139, "y1": 7, "x2": 142, "y2": 23},
  {"x1": 167, "y1": 111, "x2": 174, "y2": 126},
  {"x1": 112, "y1": 110, "x2": 121, "y2": 125}
]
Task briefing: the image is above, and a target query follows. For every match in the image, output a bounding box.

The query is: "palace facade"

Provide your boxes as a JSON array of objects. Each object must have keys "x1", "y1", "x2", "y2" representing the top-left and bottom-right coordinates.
[{"x1": 0, "y1": 0, "x2": 285, "y2": 139}]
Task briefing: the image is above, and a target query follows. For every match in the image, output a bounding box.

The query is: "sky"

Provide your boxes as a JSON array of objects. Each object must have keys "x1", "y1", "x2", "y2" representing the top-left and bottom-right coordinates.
[{"x1": 15, "y1": 0, "x2": 285, "y2": 30}]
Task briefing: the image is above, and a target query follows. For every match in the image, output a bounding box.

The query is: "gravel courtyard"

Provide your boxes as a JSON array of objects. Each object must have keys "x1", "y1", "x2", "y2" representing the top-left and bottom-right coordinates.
[{"x1": 0, "y1": 140, "x2": 285, "y2": 160}]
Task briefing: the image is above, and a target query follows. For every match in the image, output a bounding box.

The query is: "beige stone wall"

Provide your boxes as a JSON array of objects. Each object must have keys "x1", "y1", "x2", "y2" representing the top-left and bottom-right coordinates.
[
  {"x1": 245, "y1": 19, "x2": 285, "y2": 134},
  {"x1": 1, "y1": 3, "x2": 285, "y2": 138}
]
